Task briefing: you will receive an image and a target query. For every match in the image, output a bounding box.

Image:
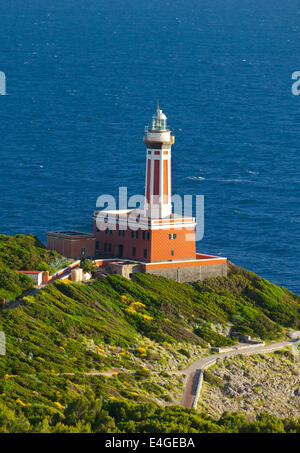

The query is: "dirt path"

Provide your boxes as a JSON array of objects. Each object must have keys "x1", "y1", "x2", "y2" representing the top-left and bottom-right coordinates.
[{"x1": 55, "y1": 340, "x2": 296, "y2": 409}]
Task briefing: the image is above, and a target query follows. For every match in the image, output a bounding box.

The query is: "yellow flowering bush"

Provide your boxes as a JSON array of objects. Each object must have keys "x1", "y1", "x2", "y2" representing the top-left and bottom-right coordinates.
[
  {"x1": 54, "y1": 401, "x2": 64, "y2": 409},
  {"x1": 130, "y1": 301, "x2": 146, "y2": 309},
  {"x1": 140, "y1": 314, "x2": 153, "y2": 321},
  {"x1": 125, "y1": 306, "x2": 137, "y2": 315},
  {"x1": 16, "y1": 398, "x2": 30, "y2": 407},
  {"x1": 96, "y1": 345, "x2": 105, "y2": 353},
  {"x1": 121, "y1": 295, "x2": 131, "y2": 304}
]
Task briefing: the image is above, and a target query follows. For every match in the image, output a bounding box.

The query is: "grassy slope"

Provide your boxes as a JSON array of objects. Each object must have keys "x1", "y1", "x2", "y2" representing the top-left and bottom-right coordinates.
[
  {"x1": 0, "y1": 234, "x2": 61, "y2": 301},
  {"x1": 0, "y1": 234, "x2": 299, "y2": 432}
]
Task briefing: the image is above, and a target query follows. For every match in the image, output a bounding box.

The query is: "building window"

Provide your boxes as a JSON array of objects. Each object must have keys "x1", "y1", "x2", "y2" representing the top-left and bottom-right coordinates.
[
  {"x1": 169, "y1": 233, "x2": 177, "y2": 239},
  {"x1": 119, "y1": 229, "x2": 125, "y2": 237},
  {"x1": 96, "y1": 241, "x2": 99, "y2": 250},
  {"x1": 143, "y1": 231, "x2": 150, "y2": 240},
  {"x1": 132, "y1": 247, "x2": 136, "y2": 257},
  {"x1": 144, "y1": 249, "x2": 147, "y2": 258},
  {"x1": 171, "y1": 250, "x2": 174, "y2": 257},
  {"x1": 104, "y1": 243, "x2": 111, "y2": 252},
  {"x1": 105, "y1": 228, "x2": 113, "y2": 235},
  {"x1": 131, "y1": 230, "x2": 139, "y2": 239},
  {"x1": 81, "y1": 247, "x2": 86, "y2": 256},
  {"x1": 104, "y1": 215, "x2": 108, "y2": 223}
]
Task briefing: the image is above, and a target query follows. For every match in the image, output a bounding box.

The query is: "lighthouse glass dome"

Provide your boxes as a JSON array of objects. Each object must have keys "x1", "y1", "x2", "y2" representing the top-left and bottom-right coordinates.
[{"x1": 152, "y1": 109, "x2": 167, "y2": 131}]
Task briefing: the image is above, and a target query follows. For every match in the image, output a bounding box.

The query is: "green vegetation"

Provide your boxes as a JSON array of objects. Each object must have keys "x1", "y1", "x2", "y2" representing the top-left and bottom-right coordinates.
[
  {"x1": 0, "y1": 235, "x2": 299, "y2": 432},
  {"x1": 194, "y1": 262, "x2": 300, "y2": 339},
  {"x1": 0, "y1": 234, "x2": 58, "y2": 272},
  {"x1": 194, "y1": 326, "x2": 236, "y2": 346},
  {"x1": 80, "y1": 259, "x2": 97, "y2": 274},
  {"x1": 203, "y1": 369, "x2": 225, "y2": 389},
  {"x1": 0, "y1": 398, "x2": 299, "y2": 433},
  {"x1": 0, "y1": 266, "x2": 33, "y2": 302},
  {"x1": 50, "y1": 256, "x2": 70, "y2": 272},
  {"x1": 0, "y1": 234, "x2": 63, "y2": 301}
]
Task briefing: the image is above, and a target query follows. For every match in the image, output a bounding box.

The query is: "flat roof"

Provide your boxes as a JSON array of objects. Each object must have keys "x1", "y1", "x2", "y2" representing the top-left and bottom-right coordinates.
[
  {"x1": 47, "y1": 231, "x2": 94, "y2": 237},
  {"x1": 55, "y1": 231, "x2": 89, "y2": 236}
]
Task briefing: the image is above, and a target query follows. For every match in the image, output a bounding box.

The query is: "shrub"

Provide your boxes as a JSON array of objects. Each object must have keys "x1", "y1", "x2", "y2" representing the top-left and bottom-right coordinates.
[
  {"x1": 178, "y1": 348, "x2": 191, "y2": 358},
  {"x1": 135, "y1": 368, "x2": 151, "y2": 380},
  {"x1": 80, "y1": 260, "x2": 97, "y2": 273},
  {"x1": 203, "y1": 369, "x2": 225, "y2": 388}
]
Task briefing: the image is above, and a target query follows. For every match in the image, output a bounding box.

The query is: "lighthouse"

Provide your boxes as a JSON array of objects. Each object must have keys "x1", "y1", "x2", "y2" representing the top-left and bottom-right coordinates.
[
  {"x1": 92, "y1": 106, "x2": 198, "y2": 263},
  {"x1": 143, "y1": 105, "x2": 174, "y2": 219},
  {"x1": 47, "y1": 105, "x2": 227, "y2": 282}
]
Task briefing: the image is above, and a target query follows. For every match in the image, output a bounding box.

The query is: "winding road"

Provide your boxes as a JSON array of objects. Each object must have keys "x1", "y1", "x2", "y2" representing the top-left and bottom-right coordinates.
[{"x1": 180, "y1": 340, "x2": 296, "y2": 408}]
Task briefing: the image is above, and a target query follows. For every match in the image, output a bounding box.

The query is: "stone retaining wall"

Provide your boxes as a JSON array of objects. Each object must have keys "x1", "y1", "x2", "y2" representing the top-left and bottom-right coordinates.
[{"x1": 146, "y1": 263, "x2": 227, "y2": 283}]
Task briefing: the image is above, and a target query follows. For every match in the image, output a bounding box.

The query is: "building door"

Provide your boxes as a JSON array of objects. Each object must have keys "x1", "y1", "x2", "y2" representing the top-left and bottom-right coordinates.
[{"x1": 118, "y1": 245, "x2": 124, "y2": 258}]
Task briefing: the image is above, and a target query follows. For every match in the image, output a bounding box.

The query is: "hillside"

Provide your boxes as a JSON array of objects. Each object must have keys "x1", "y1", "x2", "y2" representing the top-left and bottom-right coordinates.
[
  {"x1": 200, "y1": 349, "x2": 300, "y2": 419},
  {"x1": 0, "y1": 234, "x2": 67, "y2": 301},
  {"x1": 0, "y1": 234, "x2": 300, "y2": 432}
]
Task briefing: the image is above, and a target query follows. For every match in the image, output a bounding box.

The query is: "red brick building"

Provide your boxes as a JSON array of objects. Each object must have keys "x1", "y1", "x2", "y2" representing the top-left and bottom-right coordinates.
[
  {"x1": 93, "y1": 211, "x2": 196, "y2": 262},
  {"x1": 47, "y1": 231, "x2": 95, "y2": 260}
]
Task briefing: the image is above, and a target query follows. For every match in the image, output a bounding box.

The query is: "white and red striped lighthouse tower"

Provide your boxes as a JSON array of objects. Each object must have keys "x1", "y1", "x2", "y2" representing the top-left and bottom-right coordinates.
[
  {"x1": 93, "y1": 105, "x2": 198, "y2": 263},
  {"x1": 143, "y1": 105, "x2": 175, "y2": 219}
]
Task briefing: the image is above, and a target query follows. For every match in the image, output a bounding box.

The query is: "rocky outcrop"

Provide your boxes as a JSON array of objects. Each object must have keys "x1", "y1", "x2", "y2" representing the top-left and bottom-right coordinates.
[{"x1": 199, "y1": 350, "x2": 300, "y2": 419}]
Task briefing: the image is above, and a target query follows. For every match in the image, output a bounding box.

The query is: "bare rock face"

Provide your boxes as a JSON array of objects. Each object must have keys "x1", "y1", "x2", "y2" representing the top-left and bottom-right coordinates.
[{"x1": 200, "y1": 350, "x2": 300, "y2": 419}]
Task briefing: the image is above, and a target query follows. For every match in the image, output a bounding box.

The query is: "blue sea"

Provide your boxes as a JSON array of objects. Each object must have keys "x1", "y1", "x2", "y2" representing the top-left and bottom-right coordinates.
[{"x1": 0, "y1": 0, "x2": 299, "y2": 293}]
